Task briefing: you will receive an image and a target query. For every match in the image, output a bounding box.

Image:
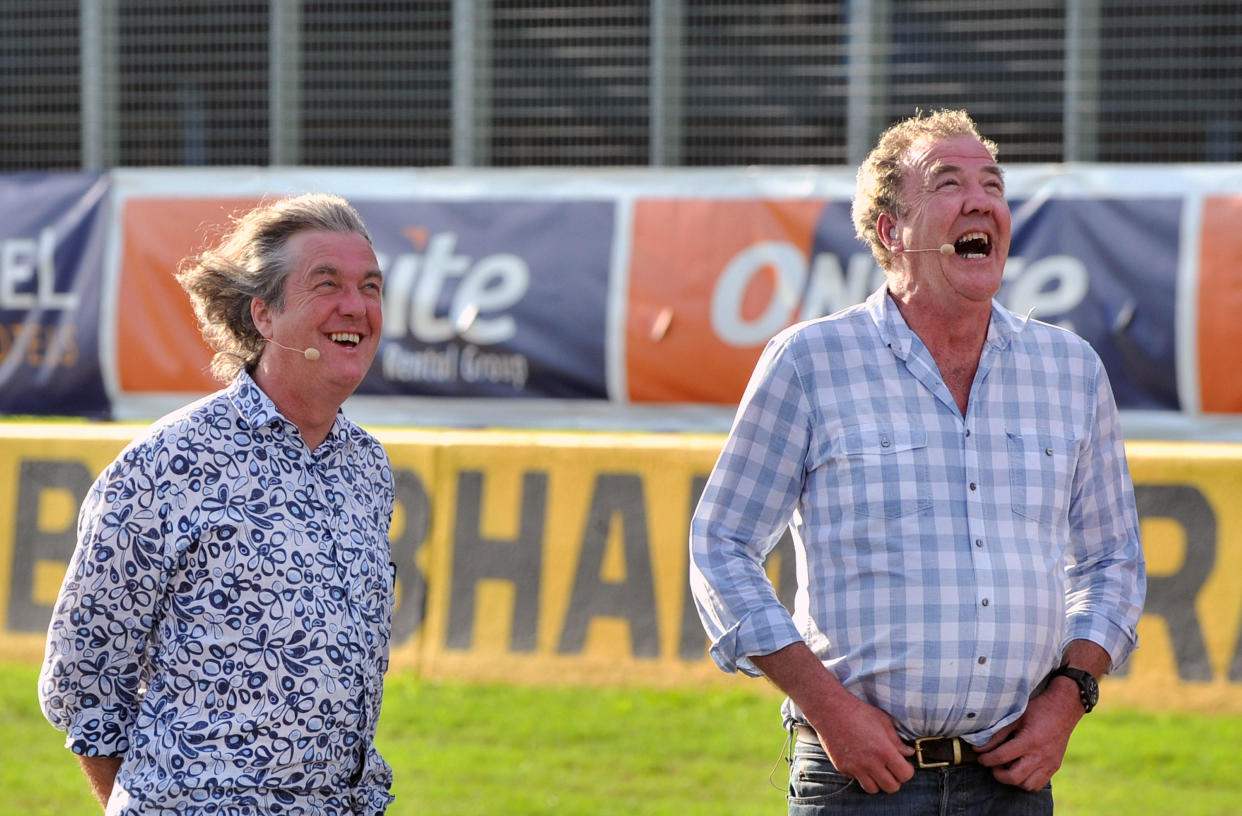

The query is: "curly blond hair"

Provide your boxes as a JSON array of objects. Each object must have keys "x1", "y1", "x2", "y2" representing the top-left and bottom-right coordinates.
[
  {"x1": 175, "y1": 193, "x2": 371, "y2": 382},
  {"x1": 852, "y1": 110, "x2": 998, "y2": 270}
]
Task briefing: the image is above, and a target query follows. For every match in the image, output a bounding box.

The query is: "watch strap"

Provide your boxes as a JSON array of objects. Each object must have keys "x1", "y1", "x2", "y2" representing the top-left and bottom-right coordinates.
[{"x1": 1049, "y1": 665, "x2": 1098, "y2": 713}]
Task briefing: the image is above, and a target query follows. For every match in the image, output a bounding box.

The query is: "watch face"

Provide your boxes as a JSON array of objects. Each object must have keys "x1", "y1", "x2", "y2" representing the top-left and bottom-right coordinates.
[
  {"x1": 1058, "y1": 667, "x2": 1098, "y2": 711},
  {"x1": 1084, "y1": 675, "x2": 1100, "y2": 706}
]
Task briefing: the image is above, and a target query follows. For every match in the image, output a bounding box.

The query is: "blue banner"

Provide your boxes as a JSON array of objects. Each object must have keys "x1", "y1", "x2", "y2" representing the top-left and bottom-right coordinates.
[
  {"x1": 356, "y1": 199, "x2": 614, "y2": 399},
  {"x1": 1005, "y1": 197, "x2": 1181, "y2": 411},
  {"x1": 0, "y1": 174, "x2": 111, "y2": 417},
  {"x1": 807, "y1": 196, "x2": 1182, "y2": 411}
]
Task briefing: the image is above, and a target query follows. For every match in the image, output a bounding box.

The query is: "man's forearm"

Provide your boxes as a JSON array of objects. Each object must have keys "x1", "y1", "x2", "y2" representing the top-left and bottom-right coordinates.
[
  {"x1": 77, "y1": 756, "x2": 122, "y2": 809},
  {"x1": 751, "y1": 641, "x2": 856, "y2": 720},
  {"x1": 752, "y1": 641, "x2": 915, "y2": 794},
  {"x1": 1061, "y1": 639, "x2": 1111, "y2": 678}
]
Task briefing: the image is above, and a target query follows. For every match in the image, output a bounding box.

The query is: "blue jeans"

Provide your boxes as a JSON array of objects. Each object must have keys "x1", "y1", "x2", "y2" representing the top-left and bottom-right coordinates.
[{"x1": 787, "y1": 734, "x2": 1053, "y2": 816}]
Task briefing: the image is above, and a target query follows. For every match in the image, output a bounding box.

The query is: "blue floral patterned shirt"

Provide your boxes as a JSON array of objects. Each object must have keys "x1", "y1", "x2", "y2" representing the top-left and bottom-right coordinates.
[
  {"x1": 690, "y1": 286, "x2": 1145, "y2": 745},
  {"x1": 39, "y1": 371, "x2": 397, "y2": 815}
]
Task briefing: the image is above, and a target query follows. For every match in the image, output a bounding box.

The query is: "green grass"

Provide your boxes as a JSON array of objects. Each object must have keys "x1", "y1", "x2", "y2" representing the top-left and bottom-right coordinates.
[{"x1": 6, "y1": 662, "x2": 1240, "y2": 815}]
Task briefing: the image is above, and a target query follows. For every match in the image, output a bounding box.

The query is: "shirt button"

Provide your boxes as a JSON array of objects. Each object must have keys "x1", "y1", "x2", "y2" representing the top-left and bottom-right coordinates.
[
  {"x1": 975, "y1": 539, "x2": 983, "y2": 548},
  {"x1": 969, "y1": 482, "x2": 977, "y2": 491},
  {"x1": 881, "y1": 436, "x2": 890, "y2": 447},
  {"x1": 1045, "y1": 447, "x2": 1054, "y2": 456},
  {"x1": 981, "y1": 598, "x2": 990, "y2": 606},
  {"x1": 966, "y1": 712, "x2": 977, "y2": 719},
  {"x1": 965, "y1": 429, "x2": 971, "y2": 438},
  {"x1": 978, "y1": 656, "x2": 987, "y2": 665}
]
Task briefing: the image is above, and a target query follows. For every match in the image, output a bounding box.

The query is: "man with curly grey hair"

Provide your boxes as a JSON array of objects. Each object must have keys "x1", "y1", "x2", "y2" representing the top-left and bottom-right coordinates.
[
  {"x1": 691, "y1": 110, "x2": 1145, "y2": 814},
  {"x1": 40, "y1": 193, "x2": 398, "y2": 814}
]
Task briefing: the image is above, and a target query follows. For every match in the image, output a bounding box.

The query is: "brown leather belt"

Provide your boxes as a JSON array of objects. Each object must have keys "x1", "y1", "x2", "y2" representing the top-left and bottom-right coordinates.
[
  {"x1": 795, "y1": 725, "x2": 981, "y2": 769},
  {"x1": 907, "y1": 735, "x2": 982, "y2": 768}
]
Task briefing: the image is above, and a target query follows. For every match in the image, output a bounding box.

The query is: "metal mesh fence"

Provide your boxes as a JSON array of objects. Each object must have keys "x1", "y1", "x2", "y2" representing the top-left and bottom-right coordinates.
[
  {"x1": 883, "y1": 1, "x2": 1069, "y2": 163},
  {"x1": 682, "y1": 3, "x2": 848, "y2": 166},
  {"x1": 300, "y1": 1, "x2": 454, "y2": 166},
  {"x1": 1097, "y1": 2, "x2": 1242, "y2": 162},
  {"x1": 2, "y1": 0, "x2": 1240, "y2": 171},
  {"x1": 2, "y1": 0, "x2": 82, "y2": 170},
  {"x1": 116, "y1": 1, "x2": 270, "y2": 166},
  {"x1": 488, "y1": 1, "x2": 650, "y2": 166}
]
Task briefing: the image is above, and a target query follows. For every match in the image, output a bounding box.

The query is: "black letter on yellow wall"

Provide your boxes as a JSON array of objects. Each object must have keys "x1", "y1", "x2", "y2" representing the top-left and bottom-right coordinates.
[
  {"x1": 390, "y1": 468, "x2": 430, "y2": 648},
  {"x1": 447, "y1": 470, "x2": 546, "y2": 652},
  {"x1": 558, "y1": 474, "x2": 658, "y2": 657},
  {"x1": 8, "y1": 460, "x2": 93, "y2": 633},
  {"x1": 1135, "y1": 484, "x2": 1214, "y2": 681}
]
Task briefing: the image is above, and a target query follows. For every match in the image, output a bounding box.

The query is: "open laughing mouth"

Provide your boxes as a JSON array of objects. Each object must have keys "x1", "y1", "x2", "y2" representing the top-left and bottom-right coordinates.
[
  {"x1": 953, "y1": 232, "x2": 992, "y2": 259},
  {"x1": 329, "y1": 332, "x2": 361, "y2": 348}
]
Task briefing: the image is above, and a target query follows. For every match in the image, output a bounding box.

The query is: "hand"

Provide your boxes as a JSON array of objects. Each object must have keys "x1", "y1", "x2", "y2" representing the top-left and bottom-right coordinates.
[
  {"x1": 977, "y1": 678, "x2": 1083, "y2": 791},
  {"x1": 750, "y1": 642, "x2": 914, "y2": 795},
  {"x1": 807, "y1": 694, "x2": 915, "y2": 795}
]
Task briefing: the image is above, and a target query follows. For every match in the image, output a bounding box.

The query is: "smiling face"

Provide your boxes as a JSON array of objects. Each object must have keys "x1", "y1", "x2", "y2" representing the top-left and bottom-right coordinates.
[
  {"x1": 250, "y1": 229, "x2": 383, "y2": 405},
  {"x1": 882, "y1": 134, "x2": 1012, "y2": 311}
]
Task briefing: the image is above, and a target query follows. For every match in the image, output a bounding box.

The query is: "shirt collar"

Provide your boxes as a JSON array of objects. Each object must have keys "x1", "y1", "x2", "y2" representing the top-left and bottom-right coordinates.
[
  {"x1": 227, "y1": 369, "x2": 283, "y2": 429},
  {"x1": 226, "y1": 370, "x2": 350, "y2": 451},
  {"x1": 866, "y1": 283, "x2": 1027, "y2": 360}
]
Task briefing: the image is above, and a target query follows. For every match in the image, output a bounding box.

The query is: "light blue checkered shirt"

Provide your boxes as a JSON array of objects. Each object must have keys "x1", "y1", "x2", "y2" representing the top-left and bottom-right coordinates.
[{"x1": 690, "y1": 285, "x2": 1145, "y2": 744}]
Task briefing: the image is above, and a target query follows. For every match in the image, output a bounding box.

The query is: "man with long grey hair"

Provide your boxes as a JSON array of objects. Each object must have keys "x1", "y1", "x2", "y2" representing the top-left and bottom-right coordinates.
[{"x1": 40, "y1": 193, "x2": 397, "y2": 814}]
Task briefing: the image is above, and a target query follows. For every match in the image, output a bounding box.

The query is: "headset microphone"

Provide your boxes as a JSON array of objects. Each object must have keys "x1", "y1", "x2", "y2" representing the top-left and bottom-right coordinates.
[
  {"x1": 901, "y1": 244, "x2": 955, "y2": 255},
  {"x1": 266, "y1": 337, "x2": 321, "y2": 361}
]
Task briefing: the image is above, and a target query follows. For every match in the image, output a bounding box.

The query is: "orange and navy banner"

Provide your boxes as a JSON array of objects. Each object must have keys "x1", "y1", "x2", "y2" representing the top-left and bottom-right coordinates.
[
  {"x1": 624, "y1": 195, "x2": 1185, "y2": 410},
  {"x1": 114, "y1": 195, "x2": 615, "y2": 400},
  {"x1": 2, "y1": 167, "x2": 1242, "y2": 416},
  {"x1": 3, "y1": 426, "x2": 1241, "y2": 712}
]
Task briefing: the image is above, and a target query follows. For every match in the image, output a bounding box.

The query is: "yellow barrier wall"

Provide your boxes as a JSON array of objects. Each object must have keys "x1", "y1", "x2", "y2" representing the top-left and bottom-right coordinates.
[
  {"x1": 1108, "y1": 442, "x2": 1242, "y2": 712},
  {"x1": 3, "y1": 426, "x2": 1239, "y2": 712}
]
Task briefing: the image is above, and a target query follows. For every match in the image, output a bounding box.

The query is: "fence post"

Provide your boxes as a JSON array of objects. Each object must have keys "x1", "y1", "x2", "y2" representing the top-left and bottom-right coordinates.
[
  {"x1": 650, "y1": 0, "x2": 684, "y2": 167},
  {"x1": 453, "y1": 0, "x2": 492, "y2": 167},
  {"x1": 1064, "y1": 0, "x2": 1100, "y2": 162},
  {"x1": 846, "y1": 0, "x2": 888, "y2": 167},
  {"x1": 269, "y1": 0, "x2": 302, "y2": 166},
  {"x1": 80, "y1": 0, "x2": 118, "y2": 170}
]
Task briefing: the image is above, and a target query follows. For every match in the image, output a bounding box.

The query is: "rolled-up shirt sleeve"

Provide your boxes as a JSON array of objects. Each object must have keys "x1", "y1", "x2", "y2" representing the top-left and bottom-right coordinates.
[
  {"x1": 689, "y1": 330, "x2": 811, "y2": 676},
  {"x1": 1064, "y1": 363, "x2": 1146, "y2": 670},
  {"x1": 38, "y1": 444, "x2": 173, "y2": 757}
]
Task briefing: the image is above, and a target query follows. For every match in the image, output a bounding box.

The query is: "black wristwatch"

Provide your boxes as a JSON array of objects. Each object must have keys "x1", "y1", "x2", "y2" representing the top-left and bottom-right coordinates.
[{"x1": 1049, "y1": 666, "x2": 1099, "y2": 713}]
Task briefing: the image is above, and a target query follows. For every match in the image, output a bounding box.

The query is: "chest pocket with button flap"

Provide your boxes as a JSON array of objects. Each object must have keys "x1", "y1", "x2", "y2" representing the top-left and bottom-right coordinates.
[
  {"x1": 1006, "y1": 431, "x2": 1078, "y2": 527},
  {"x1": 835, "y1": 423, "x2": 935, "y2": 519}
]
